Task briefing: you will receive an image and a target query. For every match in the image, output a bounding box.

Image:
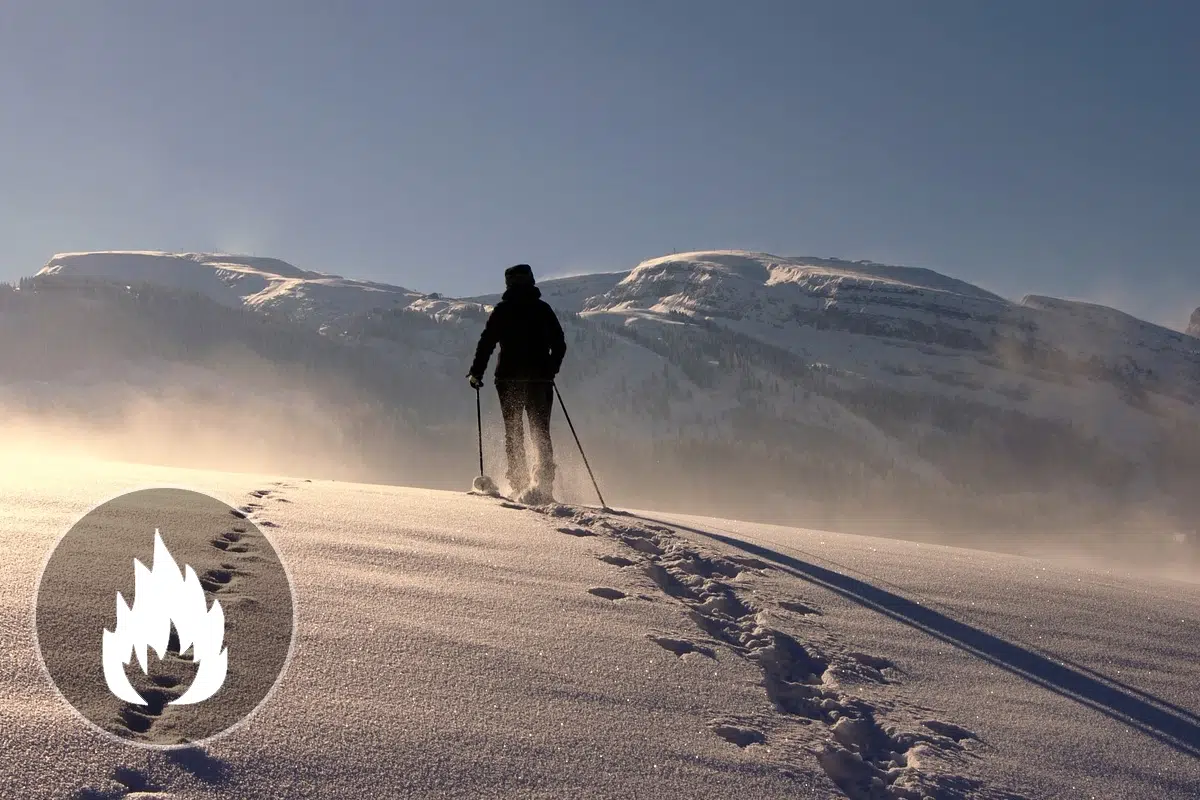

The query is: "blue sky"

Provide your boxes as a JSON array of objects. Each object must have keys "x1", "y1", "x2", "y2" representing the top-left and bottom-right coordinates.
[{"x1": 2, "y1": 1, "x2": 1197, "y2": 327}]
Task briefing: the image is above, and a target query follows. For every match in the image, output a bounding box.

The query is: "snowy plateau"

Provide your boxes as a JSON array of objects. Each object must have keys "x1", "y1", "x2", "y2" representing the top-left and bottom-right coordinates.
[{"x1": 1, "y1": 251, "x2": 1198, "y2": 798}]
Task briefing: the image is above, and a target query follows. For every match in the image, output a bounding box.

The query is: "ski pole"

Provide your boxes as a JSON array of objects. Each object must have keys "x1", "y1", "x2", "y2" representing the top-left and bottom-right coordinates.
[
  {"x1": 476, "y1": 386, "x2": 485, "y2": 477},
  {"x1": 553, "y1": 382, "x2": 607, "y2": 510}
]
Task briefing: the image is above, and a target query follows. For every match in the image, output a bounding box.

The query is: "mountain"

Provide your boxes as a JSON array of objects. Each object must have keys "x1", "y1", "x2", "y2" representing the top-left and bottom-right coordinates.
[
  {"x1": 16, "y1": 249, "x2": 1200, "y2": 541},
  {"x1": 38, "y1": 251, "x2": 482, "y2": 329},
  {"x1": 1189, "y1": 307, "x2": 1200, "y2": 338}
]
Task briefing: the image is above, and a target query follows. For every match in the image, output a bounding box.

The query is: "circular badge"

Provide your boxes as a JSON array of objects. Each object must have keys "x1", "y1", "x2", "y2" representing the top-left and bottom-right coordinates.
[{"x1": 34, "y1": 488, "x2": 295, "y2": 747}]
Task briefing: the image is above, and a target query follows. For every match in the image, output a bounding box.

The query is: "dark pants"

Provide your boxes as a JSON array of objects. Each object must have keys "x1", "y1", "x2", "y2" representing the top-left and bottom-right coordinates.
[{"x1": 496, "y1": 380, "x2": 555, "y2": 492}]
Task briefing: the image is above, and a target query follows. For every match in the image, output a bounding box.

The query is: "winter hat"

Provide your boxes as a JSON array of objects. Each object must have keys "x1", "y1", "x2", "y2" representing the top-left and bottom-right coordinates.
[{"x1": 504, "y1": 263, "x2": 535, "y2": 287}]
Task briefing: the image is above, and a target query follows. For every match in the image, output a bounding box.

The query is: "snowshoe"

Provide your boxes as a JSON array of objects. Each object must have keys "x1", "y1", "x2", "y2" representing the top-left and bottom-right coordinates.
[{"x1": 516, "y1": 484, "x2": 555, "y2": 506}]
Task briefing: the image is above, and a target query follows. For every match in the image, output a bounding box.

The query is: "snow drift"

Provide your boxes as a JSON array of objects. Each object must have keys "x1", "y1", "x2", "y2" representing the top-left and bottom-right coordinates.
[{"x1": 4, "y1": 457, "x2": 1197, "y2": 798}]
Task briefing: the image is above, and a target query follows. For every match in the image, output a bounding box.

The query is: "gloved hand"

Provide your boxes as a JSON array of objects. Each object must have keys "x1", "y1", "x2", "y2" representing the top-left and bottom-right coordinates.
[{"x1": 467, "y1": 374, "x2": 484, "y2": 389}]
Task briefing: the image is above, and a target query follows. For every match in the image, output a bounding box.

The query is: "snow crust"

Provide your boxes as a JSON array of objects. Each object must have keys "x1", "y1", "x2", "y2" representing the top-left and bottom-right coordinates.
[{"x1": 3, "y1": 457, "x2": 1197, "y2": 798}]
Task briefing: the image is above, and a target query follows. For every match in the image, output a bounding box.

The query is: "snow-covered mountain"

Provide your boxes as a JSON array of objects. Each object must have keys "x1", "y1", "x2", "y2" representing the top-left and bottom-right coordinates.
[
  {"x1": 540, "y1": 252, "x2": 1200, "y2": 479},
  {"x1": 1189, "y1": 307, "x2": 1200, "y2": 338},
  {"x1": 38, "y1": 251, "x2": 482, "y2": 328},
  {"x1": 17, "y1": 249, "x2": 1200, "y2": 538}
]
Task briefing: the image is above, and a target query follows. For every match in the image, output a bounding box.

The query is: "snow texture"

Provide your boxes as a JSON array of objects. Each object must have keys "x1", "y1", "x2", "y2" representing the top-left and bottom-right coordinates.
[{"x1": 4, "y1": 457, "x2": 1197, "y2": 798}]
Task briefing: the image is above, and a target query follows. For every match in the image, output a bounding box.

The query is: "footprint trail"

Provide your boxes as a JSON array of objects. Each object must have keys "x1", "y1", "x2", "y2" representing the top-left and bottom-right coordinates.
[{"x1": 527, "y1": 502, "x2": 1026, "y2": 800}]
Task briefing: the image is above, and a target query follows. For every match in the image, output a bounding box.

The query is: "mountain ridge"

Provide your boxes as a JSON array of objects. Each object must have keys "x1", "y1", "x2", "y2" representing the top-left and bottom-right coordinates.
[
  {"x1": 18, "y1": 248, "x2": 1200, "y2": 537},
  {"x1": 39, "y1": 249, "x2": 1195, "y2": 338}
]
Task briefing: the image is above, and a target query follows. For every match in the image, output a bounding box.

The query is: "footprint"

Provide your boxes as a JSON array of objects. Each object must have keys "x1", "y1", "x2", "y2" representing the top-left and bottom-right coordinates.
[
  {"x1": 848, "y1": 652, "x2": 893, "y2": 671},
  {"x1": 75, "y1": 766, "x2": 163, "y2": 798},
  {"x1": 587, "y1": 587, "x2": 627, "y2": 601},
  {"x1": 118, "y1": 687, "x2": 171, "y2": 733},
  {"x1": 113, "y1": 766, "x2": 163, "y2": 794},
  {"x1": 199, "y1": 569, "x2": 234, "y2": 593},
  {"x1": 921, "y1": 720, "x2": 977, "y2": 741},
  {"x1": 624, "y1": 538, "x2": 663, "y2": 556},
  {"x1": 728, "y1": 555, "x2": 771, "y2": 570},
  {"x1": 229, "y1": 509, "x2": 247, "y2": 520},
  {"x1": 599, "y1": 554, "x2": 636, "y2": 567},
  {"x1": 118, "y1": 707, "x2": 155, "y2": 734},
  {"x1": 647, "y1": 635, "x2": 715, "y2": 658},
  {"x1": 780, "y1": 600, "x2": 821, "y2": 616},
  {"x1": 711, "y1": 723, "x2": 765, "y2": 747},
  {"x1": 558, "y1": 526, "x2": 597, "y2": 537},
  {"x1": 222, "y1": 532, "x2": 243, "y2": 542},
  {"x1": 165, "y1": 747, "x2": 233, "y2": 785}
]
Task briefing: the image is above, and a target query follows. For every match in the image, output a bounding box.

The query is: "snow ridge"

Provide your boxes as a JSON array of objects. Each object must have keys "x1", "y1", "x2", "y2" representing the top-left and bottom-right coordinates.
[{"x1": 37, "y1": 250, "x2": 482, "y2": 327}]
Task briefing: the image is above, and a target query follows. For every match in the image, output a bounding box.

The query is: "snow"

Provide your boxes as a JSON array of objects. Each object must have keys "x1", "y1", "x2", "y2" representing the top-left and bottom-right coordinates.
[
  {"x1": 23, "y1": 247, "x2": 1200, "y2": 531},
  {"x1": 4, "y1": 456, "x2": 1197, "y2": 798},
  {"x1": 37, "y1": 251, "x2": 444, "y2": 327},
  {"x1": 630, "y1": 251, "x2": 1006, "y2": 303},
  {"x1": 551, "y1": 250, "x2": 1200, "y2": 465},
  {"x1": 468, "y1": 271, "x2": 628, "y2": 314}
]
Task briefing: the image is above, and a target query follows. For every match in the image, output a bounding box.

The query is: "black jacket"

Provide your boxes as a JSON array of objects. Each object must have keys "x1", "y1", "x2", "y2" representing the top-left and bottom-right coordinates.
[{"x1": 470, "y1": 285, "x2": 567, "y2": 382}]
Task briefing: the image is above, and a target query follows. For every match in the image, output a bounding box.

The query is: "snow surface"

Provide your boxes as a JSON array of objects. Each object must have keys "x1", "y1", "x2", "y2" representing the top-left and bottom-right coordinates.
[
  {"x1": 37, "y1": 252, "x2": 466, "y2": 327},
  {"x1": 3, "y1": 457, "x2": 1197, "y2": 798},
  {"x1": 468, "y1": 271, "x2": 628, "y2": 314}
]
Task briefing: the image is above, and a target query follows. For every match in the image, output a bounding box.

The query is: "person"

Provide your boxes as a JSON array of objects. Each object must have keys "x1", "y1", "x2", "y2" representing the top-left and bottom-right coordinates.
[{"x1": 468, "y1": 264, "x2": 567, "y2": 503}]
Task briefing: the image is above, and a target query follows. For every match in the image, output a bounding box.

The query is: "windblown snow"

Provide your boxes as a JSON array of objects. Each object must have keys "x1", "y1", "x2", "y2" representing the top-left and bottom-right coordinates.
[
  {"x1": 3, "y1": 457, "x2": 1197, "y2": 798},
  {"x1": 19, "y1": 248, "x2": 1200, "y2": 554}
]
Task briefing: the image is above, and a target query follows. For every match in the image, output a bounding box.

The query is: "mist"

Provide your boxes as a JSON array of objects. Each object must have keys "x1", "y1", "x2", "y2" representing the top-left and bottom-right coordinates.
[{"x1": 1, "y1": 268, "x2": 1196, "y2": 583}]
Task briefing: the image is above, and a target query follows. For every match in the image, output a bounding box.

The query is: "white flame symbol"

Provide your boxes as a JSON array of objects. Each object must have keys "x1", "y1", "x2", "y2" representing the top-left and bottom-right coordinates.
[{"x1": 102, "y1": 530, "x2": 229, "y2": 706}]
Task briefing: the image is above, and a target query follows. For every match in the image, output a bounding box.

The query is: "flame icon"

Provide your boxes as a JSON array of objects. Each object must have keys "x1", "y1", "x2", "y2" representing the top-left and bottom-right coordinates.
[{"x1": 102, "y1": 530, "x2": 229, "y2": 706}]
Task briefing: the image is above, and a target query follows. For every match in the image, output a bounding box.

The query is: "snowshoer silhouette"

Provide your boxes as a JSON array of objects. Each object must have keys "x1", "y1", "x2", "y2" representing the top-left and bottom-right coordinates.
[{"x1": 468, "y1": 264, "x2": 567, "y2": 503}]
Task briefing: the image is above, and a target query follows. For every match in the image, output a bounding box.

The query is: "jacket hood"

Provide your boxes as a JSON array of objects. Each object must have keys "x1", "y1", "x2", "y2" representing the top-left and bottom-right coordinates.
[{"x1": 501, "y1": 284, "x2": 542, "y2": 302}]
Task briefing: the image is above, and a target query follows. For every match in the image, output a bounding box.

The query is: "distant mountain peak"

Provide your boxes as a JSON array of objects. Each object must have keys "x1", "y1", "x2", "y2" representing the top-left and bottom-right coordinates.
[
  {"x1": 1189, "y1": 307, "x2": 1200, "y2": 338},
  {"x1": 627, "y1": 251, "x2": 1007, "y2": 303},
  {"x1": 36, "y1": 250, "x2": 438, "y2": 325}
]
